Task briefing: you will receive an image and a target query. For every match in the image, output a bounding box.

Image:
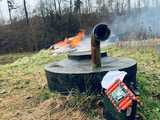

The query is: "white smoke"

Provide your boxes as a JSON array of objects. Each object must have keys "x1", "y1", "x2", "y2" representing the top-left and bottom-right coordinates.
[
  {"x1": 76, "y1": 34, "x2": 118, "y2": 52},
  {"x1": 111, "y1": 7, "x2": 160, "y2": 40}
]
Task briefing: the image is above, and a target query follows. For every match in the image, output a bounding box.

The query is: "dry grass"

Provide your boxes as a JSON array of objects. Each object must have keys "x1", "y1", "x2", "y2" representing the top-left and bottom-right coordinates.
[
  {"x1": 0, "y1": 45, "x2": 160, "y2": 120},
  {"x1": 0, "y1": 50, "x2": 101, "y2": 120},
  {"x1": 116, "y1": 38, "x2": 160, "y2": 50}
]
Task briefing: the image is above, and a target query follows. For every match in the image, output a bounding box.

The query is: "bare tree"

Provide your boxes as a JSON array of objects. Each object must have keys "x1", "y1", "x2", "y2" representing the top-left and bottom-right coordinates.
[
  {"x1": 96, "y1": 0, "x2": 104, "y2": 14},
  {"x1": 7, "y1": 0, "x2": 16, "y2": 24},
  {"x1": 0, "y1": 0, "x2": 4, "y2": 25},
  {"x1": 74, "y1": 0, "x2": 83, "y2": 14},
  {"x1": 84, "y1": 0, "x2": 92, "y2": 13},
  {"x1": 115, "y1": 0, "x2": 120, "y2": 15},
  {"x1": 0, "y1": 8, "x2": 5, "y2": 25},
  {"x1": 88, "y1": 0, "x2": 92, "y2": 13},
  {"x1": 108, "y1": 0, "x2": 113, "y2": 13},
  {"x1": 96, "y1": 0, "x2": 103, "y2": 8},
  {"x1": 138, "y1": 0, "x2": 141, "y2": 12},
  {"x1": 57, "y1": 0, "x2": 62, "y2": 15},
  {"x1": 53, "y1": 0, "x2": 57, "y2": 11},
  {"x1": 69, "y1": 0, "x2": 73, "y2": 13},
  {"x1": 127, "y1": 0, "x2": 131, "y2": 15},
  {"x1": 39, "y1": 0, "x2": 46, "y2": 22},
  {"x1": 23, "y1": 0, "x2": 29, "y2": 24}
]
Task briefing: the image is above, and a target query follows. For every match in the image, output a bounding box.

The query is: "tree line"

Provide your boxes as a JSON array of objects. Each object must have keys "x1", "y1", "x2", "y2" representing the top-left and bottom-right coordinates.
[{"x1": 0, "y1": 0, "x2": 159, "y2": 54}]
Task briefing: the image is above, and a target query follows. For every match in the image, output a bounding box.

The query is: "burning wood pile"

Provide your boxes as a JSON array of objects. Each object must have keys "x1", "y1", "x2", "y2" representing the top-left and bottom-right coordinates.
[{"x1": 49, "y1": 30, "x2": 85, "y2": 55}]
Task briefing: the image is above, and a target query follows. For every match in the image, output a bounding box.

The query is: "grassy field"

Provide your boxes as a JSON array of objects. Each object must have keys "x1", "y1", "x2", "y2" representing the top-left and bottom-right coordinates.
[
  {"x1": 0, "y1": 53, "x2": 34, "y2": 65},
  {"x1": 0, "y1": 47, "x2": 160, "y2": 120}
]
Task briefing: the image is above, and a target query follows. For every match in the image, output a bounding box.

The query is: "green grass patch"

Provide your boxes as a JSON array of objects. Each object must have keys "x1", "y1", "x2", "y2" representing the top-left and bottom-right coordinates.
[
  {"x1": 0, "y1": 47, "x2": 160, "y2": 119},
  {"x1": 0, "y1": 52, "x2": 33, "y2": 65}
]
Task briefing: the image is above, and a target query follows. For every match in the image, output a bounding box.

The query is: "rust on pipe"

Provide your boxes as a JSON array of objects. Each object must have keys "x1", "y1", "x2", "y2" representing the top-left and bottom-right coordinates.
[{"x1": 91, "y1": 23, "x2": 111, "y2": 68}]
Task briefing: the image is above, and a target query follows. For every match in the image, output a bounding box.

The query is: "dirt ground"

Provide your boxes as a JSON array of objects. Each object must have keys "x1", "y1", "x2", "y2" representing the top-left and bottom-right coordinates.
[{"x1": 0, "y1": 52, "x2": 99, "y2": 120}]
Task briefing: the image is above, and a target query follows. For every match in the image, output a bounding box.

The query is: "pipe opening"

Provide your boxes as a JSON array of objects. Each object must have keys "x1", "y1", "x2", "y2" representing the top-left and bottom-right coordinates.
[{"x1": 93, "y1": 24, "x2": 111, "y2": 41}]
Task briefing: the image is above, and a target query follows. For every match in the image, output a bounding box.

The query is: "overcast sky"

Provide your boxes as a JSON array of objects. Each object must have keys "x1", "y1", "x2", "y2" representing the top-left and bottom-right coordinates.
[
  {"x1": 0, "y1": 0, "x2": 38, "y2": 21},
  {"x1": 0, "y1": 0, "x2": 155, "y2": 21}
]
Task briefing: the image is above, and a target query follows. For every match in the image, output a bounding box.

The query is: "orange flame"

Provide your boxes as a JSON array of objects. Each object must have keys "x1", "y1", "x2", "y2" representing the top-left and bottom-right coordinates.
[
  {"x1": 68, "y1": 30, "x2": 85, "y2": 48},
  {"x1": 54, "y1": 30, "x2": 85, "y2": 49}
]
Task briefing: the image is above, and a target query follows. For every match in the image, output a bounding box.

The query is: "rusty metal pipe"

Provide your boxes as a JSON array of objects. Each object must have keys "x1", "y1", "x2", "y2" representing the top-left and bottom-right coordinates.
[{"x1": 91, "y1": 23, "x2": 111, "y2": 68}]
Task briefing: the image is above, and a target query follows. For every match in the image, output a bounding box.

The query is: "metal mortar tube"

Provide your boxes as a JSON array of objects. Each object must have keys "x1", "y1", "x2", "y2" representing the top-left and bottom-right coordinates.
[{"x1": 91, "y1": 23, "x2": 111, "y2": 68}]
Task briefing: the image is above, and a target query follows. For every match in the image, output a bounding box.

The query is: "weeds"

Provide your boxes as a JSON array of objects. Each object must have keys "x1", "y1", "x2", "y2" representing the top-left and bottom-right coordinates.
[{"x1": 0, "y1": 47, "x2": 160, "y2": 119}]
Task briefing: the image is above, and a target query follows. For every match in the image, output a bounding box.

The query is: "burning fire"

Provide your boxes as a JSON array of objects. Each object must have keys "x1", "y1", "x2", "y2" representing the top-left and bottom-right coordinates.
[{"x1": 53, "y1": 30, "x2": 85, "y2": 50}]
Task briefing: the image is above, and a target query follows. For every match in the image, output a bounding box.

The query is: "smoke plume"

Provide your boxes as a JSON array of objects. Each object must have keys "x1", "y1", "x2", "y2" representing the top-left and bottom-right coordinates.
[{"x1": 111, "y1": 7, "x2": 160, "y2": 40}]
